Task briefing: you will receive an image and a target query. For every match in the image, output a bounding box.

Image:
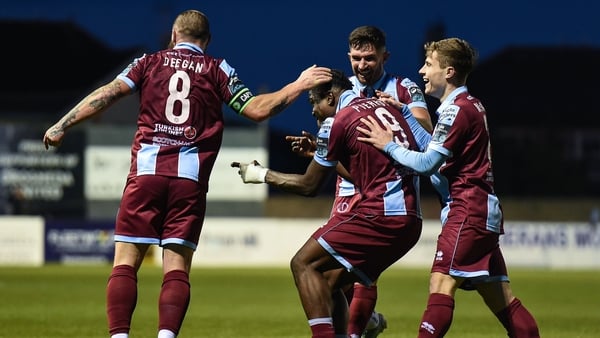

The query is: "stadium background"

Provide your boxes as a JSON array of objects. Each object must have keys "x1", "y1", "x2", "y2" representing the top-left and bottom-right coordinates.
[
  {"x1": 2, "y1": 0, "x2": 600, "y2": 220},
  {"x1": 0, "y1": 1, "x2": 598, "y2": 263},
  {"x1": 1, "y1": 3, "x2": 599, "y2": 337}
]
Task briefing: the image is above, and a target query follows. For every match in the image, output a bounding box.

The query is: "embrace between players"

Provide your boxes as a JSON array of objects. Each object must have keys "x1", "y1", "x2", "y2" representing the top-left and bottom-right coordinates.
[{"x1": 231, "y1": 27, "x2": 540, "y2": 338}]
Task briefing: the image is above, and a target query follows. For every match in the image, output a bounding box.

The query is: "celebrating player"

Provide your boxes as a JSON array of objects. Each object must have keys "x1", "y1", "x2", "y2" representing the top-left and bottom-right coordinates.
[
  {"x1": 357, "y1": 37, "x2": 540, "y2": 337},
  {"x1": 232, "y1": 69, "x2": 424, "y2": 338},
  {"x1": 286, "y1": 25, "x2": 434, "y2": 338}
]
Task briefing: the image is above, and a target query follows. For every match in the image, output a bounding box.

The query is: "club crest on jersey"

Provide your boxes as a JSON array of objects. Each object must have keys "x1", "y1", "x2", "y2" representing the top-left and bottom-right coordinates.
[{"x1": 184, "y1": 126, "x2": 197, "y2": 139}]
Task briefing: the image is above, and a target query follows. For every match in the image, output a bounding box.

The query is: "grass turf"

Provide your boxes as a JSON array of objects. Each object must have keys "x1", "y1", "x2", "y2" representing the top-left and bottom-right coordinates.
[{"x1": 1, "y1": 265, "x2": 598, "y2": 337}]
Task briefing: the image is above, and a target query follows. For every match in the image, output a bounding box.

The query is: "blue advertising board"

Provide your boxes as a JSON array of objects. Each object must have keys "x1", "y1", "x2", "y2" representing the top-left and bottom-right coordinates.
[{"x1": 45, "y1": 220, "x2": 114, "y2": 263}]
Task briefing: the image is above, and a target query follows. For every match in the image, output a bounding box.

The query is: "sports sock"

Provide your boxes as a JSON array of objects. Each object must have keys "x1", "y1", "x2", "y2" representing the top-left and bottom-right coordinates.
[
  {"x1": 308, "y1": 317, "x2": 334, "y2": 338},
  {"x1": 158, "y1": 270, "x2": 190, "y2": 336},
  {"x1": 417, "y1": 293, "x2": 454, "y2": 337},
  {"x1": 157, "y1": 328, "x2": 176, "y2": 338},
  {"x1": 494, "y1": 298, "x2": 540, "y2": 337},
  {"x1": 106, "y1": 265, "x2": 137, "y2": 336},
  {"x1": 347, "y1": 284, "x2": 377, "y2": 336},
  {"x1": 111, "y1": 334, "x2": 128, "y2": 338}
]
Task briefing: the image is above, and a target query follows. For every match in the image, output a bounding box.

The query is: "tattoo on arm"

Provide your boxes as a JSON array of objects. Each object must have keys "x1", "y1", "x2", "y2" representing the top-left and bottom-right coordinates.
[
  {"x1": 90, "y1": 81, "x2": 124, "y2": 110},
  {"x1": 58, "y1": 80, "x2": 125, "y2": 130},
  {"x1": 270, "y1": 99, "x2": 289, "y2": 116}
]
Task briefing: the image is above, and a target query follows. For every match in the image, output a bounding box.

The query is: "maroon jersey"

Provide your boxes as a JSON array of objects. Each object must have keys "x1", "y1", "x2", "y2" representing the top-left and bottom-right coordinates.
[
  {"x1": 428, "y1": 87, "x2": 503, "y2": 232},
  {"x1": 349, "y1": 73, "x2": 428, "y2": 112},
  {"x1": 117, "y1": 42, "x2": 254, "y2": 192},
  {"x1": 314, "y1": 91, "x2": 422, "y2": 217}
]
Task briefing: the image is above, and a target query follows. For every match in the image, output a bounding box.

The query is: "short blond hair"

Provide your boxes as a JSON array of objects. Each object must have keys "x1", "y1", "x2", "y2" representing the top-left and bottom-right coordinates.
[
  {"x1": 173, "y1": 10, "x2": 210, "y2": 41},
  {"x1": 424, "y1": 38, "x2": 477, "y2": 84}
]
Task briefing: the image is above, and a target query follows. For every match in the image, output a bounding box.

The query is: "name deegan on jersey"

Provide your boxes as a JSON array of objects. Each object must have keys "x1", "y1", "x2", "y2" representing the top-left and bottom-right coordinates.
[{"x1": 163, "y1": 57, "x2": 204, "y2": 73}]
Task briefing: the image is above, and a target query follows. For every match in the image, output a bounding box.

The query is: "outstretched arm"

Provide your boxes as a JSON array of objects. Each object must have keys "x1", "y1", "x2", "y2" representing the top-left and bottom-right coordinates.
[
  {"x1": 357, "y1": 115, "x2": 446, "y2": 175},
  {"x1": 231, "y1": 159, "x2": 333, "y2": 197},
  {"x1": 241, "y1": 65, "x2": 331, "y2": 122},
  {"x1": 43, "y1": 78, "x2": 131, "y2": 149}
]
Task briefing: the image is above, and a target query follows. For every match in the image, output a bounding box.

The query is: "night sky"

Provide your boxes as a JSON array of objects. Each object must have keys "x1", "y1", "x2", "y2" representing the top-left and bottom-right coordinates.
[{"x1": 3, "y1": 0, "x2": 600, "y2": 133}]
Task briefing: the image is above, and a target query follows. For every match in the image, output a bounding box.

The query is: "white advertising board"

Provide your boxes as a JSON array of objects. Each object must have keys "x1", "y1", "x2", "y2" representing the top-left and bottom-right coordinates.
[
  {"x1": 0, "y1": 216, "x2": 44, "y2": 266},
  {"x1": 84, "y1": 146, "x2": 267, "y2": 201},
  {"x1": 156, "y1": 219, "x2": 600, "y2": 269}
]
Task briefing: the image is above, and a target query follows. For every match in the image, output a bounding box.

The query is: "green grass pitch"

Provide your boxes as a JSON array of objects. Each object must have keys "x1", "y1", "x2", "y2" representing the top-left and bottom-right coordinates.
[{"x1": 1, "y1": 265, "x2": 599, "y2": 337}]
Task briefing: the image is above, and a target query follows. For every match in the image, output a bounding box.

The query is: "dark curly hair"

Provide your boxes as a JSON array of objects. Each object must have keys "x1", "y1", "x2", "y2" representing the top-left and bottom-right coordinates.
[{"x1": 309, "y1": 69, "x2": 353, "y2": 102}]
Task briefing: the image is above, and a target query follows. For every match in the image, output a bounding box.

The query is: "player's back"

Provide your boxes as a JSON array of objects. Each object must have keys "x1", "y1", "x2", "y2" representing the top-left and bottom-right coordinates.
[
  {"x1": 329, "y1": 97, "x2": 421, "y2": 217},
  {"x1": 119, "y1": 44, "x2": 233, "y2": 191}
]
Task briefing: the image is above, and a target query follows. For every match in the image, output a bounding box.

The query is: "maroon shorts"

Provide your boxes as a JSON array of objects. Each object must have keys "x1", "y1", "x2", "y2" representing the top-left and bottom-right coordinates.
[
  {"x1": 432, "y1": 220, "x2": 509, "y2": 290},
  {"x1": 312, "y1": 212, "x2": 422, "y2": 285},
  {"x1": 114, "y1": 175, "x2": 206, "y2": 250}
]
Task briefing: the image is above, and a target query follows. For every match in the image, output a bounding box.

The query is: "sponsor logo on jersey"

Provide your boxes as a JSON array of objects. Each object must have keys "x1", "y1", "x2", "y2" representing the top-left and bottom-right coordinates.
[
  {"x1": 316, "y1": 136, "x2": 328, "y2": 158},
  {"x1": 432, "y1": 123, "x2": 450, "y2": 143},
  {"x1": 154, "y1": 123, "x2": 184, "y2": 136},
  {"x1": 316, "y1": 118, "x2": 333, "y2": 158},
  {"x1": 401, "y1": 78, "x2": 426, "y2": 103},
  {"x1": 440, "y1": 105, "x2": 459, "y2": 123},
  {"x1": 431, "y1": 105, "x2": 459, "y2": 143},
  {"x1": 228, "y1": 75, "x2": 246, "y2": 94},
  {"x1": 408, "y1": 86, "x2": 425, "y2": 102}
]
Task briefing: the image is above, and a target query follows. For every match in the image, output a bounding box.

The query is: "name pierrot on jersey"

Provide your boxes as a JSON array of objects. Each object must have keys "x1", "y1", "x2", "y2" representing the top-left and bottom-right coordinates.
[{"x1": 349, "y1": 98, "x2": 387, "y2": 112}]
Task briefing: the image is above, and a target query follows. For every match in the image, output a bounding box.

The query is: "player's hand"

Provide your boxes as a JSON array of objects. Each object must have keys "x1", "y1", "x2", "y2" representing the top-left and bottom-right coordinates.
[
  {"x1": 356, "y1": 115, "x2": 394, "y2": 151},
  {"x1": 376, "y1": 93, "x2": 406, "y2": 110},
  {"x1": 230, "y1": 160, "x2": 268, "y2": 184},
  {"x1": 296, "y1": 65, "x2": 332, "y2": 90},
  {"x1": 43, "y1": 125, "x2": 65, "y2": 150},
  {"x1": 285, "y1": 131, "x2": 316, "y2": 157}
]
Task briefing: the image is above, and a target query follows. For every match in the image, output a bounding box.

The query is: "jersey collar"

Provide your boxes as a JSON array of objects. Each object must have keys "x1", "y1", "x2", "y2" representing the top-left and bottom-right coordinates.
[
  {"x1": 173, "y1": 42, "x2": 204, "y2": 54},
  {"x1": 436, "y1": 86, "x2": 468, "y2": 115}
]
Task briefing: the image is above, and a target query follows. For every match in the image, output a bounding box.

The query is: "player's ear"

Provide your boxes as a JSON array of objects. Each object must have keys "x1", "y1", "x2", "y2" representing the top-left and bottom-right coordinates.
[
  {"x1": 445, "y1": 66, "x2": 455, "y2": 79},
  {"x1": 170, "y1": 29, "x2": 177, "y2": 46},
  {"x1": 383, "y1": 50, "x2": 390, "y2": 63},
  {"x1": 326, "y1": 91, "x2": 335, "y2": 107}
]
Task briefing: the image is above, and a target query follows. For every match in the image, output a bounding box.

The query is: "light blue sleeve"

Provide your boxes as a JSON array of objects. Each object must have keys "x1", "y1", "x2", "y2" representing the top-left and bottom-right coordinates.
[
  {"x1": 399, "y1": 104, "x2": 431, "y2": 152},
  {"x1": 116, "y1": 54, "x2": 146, "y2": 91},
  {"x1": 383, "y1": 142, "x2": 447, "y2": 176}
]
